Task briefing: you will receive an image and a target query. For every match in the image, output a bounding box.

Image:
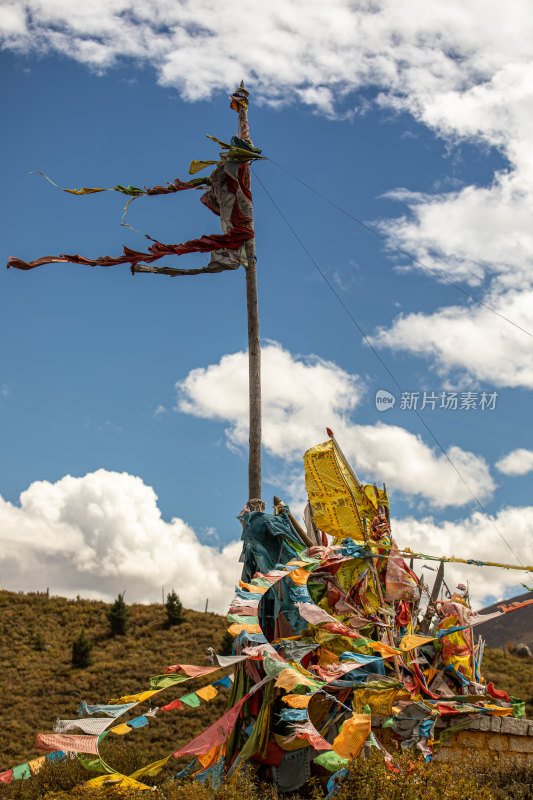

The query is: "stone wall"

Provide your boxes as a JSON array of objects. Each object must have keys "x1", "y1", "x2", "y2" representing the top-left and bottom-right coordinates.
[{"x1": 372, "y1": 716, "x2": 533, "y2": 765}]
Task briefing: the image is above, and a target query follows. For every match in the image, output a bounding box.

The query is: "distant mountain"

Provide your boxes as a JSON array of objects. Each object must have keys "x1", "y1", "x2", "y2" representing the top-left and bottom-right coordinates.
[{"x1": 477, "y1": 590, "x2": 533, "y2": 650}]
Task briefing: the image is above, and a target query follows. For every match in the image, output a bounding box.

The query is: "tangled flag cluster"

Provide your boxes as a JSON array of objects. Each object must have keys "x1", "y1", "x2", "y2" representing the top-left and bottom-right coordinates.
[{"x1": 2, "y1": 436, "x2": 531, "y2": 794}]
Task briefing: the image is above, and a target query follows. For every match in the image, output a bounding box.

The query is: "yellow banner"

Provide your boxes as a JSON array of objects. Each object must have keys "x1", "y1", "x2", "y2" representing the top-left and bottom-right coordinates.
[{"x1": 304, "y1": 439, "x2": 388, "y2": 540}]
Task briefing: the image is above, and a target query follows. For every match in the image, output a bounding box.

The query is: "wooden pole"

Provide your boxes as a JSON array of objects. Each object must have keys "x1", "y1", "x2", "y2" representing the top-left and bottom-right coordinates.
[
  {"x1": 235, "y1": 82, "x2": 262, "y2": 503},
  {"x1": 273, "y1": 495, "x2": 315, "y2": 548}
]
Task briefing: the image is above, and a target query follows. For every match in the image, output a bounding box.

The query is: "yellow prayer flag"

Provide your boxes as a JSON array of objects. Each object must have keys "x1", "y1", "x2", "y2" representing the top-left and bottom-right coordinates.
[
  {"x1": 196, "y1": 684, "x2": 218, "y2": 701},
  {"x1": 86, "y1": 773, "x2": 151, "y2": 790},
  {"x1": 399, "y1": 634, "x2": 435, "y2": 652},
  {"x1": 197, "y1": 744, "x2": 224, "y2": 771},
  {"x1": 368, "y1": 640, "x2": 402, "y2": 657},
  {"x1": 304, "y1": 440, "x2": 387, "y2": 540},
  {"x1": 317, "y1": 647, "x2": 339, "y2": 667},
  {"x1": 110, "y1": 723, "x2": 132, "y2": 735},
  {"x1": 189, "y1": 160, "x2": 218, "y2": 174},
  {"x1": 275, "y1": 668, "x2": 318, "y2": 691},
  {"x1": 108, "y1": 689, "x2": 159, "y2": 704},
  {"x1": 64, "y1": 187, "x2": 106, "y2": 195},
  {"x1": 238, "y1": 580, "x2": 269, "y2": 594},
  {"x1": 332, "y1": 713, "x2": 371, "y2": 759},
  {"x1": 129, "y1": 756, "x2": 171, "y2": 780},
  {"x1": 28, "y1": 757, "x2": 46, "y2": 775}
]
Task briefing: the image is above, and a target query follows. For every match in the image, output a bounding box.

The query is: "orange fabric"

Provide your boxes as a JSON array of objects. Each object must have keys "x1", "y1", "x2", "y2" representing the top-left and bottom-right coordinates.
[
  {"x1": 196, "y1": 744, "x2": 224, "y2": 771},
  {"x1": 290, "y1": 568, "x2": 311, "y2": 586},
  {"x1": 228, "y1": 622, "x2": 263, "y2": 635},
  {"x1": 238, "y1": 581, "x2": 268, "y2": 595},
  {"x1": 368, "y1": 640, "x2": 401, "y2": 657},
  {"x1": 196, "y1": 685, "x2": 218, "y2": 701},
  {"x1": 282, "y1": 694, "x2": 311, "y2": 708},
  {"x1": 332, "y1": 714, "x2": 371, "y2": 759},
  {"x1": 399, "y1": 634, "x2": 434, "y2": 652}
]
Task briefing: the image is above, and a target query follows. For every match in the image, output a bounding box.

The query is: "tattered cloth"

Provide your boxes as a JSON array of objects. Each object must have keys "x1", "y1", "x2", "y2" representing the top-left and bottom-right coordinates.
[{"x1": 7, "y1": 153, "x2": 255, "y2": 276}]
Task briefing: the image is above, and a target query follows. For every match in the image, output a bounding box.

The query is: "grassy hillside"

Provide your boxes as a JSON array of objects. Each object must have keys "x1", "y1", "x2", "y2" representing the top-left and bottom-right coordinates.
[
  {"x1": 0, "y1": 590, "x2": 229, "y2": 772},
  {"x1": 1, "y1": 590, "x2": 532, "y2": 779}
]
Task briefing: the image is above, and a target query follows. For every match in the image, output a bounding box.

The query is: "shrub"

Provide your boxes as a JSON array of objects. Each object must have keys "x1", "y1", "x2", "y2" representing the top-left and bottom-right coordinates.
[
  {"x1": 33, "y1": 633, "x2": 46, "y2": 651},
  {"x1": 107, "y1": 593, "x2": 128, "y2": 637},
  {"x1": 71, "y1": 629, "x2": 92, "y2": 669},
  {"x1": 165, "y1": 590, "x2": 184, "y2": 629}
]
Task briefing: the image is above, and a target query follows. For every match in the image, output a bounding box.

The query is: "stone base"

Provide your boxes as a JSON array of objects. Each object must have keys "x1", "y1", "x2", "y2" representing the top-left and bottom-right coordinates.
[{"x1": 372, "y1": 716, "x2": 533, "y2": 765}]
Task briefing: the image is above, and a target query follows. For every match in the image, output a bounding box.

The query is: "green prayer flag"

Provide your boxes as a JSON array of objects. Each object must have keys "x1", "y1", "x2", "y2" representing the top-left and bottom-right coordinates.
[
  {"x1": 149, "y1": 673, "x2": 189, "y2": 690},
  {"x1": 227, "y1": 614, "x2": 259, "y2": 625},
  {"x1": 313, "y1": 752, "x2": 350, "y2": 772},
  {"x1": 511, "y1": 697, "x2": 526, "y2": 718},
  {"x1": 12, "y1": 764, "x2": 31, "y2": 780},
  {"x1": 181, "y1": 693, "x2": 201, "y2": 708},
  {"x1": 113, "y1": 185, "x2": 145, "y2": 196},
  {"x1": 77, "y1": 754, "x2": 110, "y2": 773}
]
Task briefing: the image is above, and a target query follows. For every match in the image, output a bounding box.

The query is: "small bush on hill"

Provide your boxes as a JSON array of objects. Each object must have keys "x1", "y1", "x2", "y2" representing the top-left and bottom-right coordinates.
[
  {"x1": 71, "y1": 629, "x2": 92, "y2": 669},
  {"x1": 107, "y1": 593, "x2": 128, "y2": 637},
  {"x1": 165, "y1": 591, "x2": 184, "y2": 629}
]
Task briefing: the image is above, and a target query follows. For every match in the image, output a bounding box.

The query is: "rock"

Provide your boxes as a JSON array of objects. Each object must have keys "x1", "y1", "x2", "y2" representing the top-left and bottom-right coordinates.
[{"x1": 514, "y1": 642, "x2": 532, "y2": 658}]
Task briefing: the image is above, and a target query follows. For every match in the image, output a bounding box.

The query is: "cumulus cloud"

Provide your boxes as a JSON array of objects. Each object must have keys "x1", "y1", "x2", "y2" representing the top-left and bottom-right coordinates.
[
  {"x1": 0, "y1": 469, "x2": 241, "y2": 613},
  {"x1": 177, "y1": 341, "x2": 363, "y2": 460},
  {"x1": 176, "y1": 342, "x2": 495, "y2": 508},
  {"x1": 495, "y1": 448, "x2": 533, "y2": 476},
  {"x1": 394, "y1": 506, "x2": 533, "y2": 607},
  {"x1": 369, "y1": 289, "x2": 533, "y2": 389}
]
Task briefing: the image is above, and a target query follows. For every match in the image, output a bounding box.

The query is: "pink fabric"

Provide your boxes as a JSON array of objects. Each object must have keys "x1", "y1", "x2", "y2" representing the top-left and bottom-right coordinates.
[
  {"x1": 312, "y1": 662, "x2": 364, "y2": 682},
  {"x1": 172, "y1": 676, "x2": 274, "y2": 758},
  {"x1": 172, "y1": 697, "x2": 247, "y2": 757},
  {"x1": 295, "y1": 602, "x2": 336, "y2": 626},
  {"x1": 36, "y1": 734, "x2": 99, "y2": 755},
  {"x1": 385, "y1": 544, "x2": 419, "y2": 602},
  {"x1": 164, "y1": 664, "x2": 220, "y2": 677},
  {"x1": 228, "y1": 605, "x2": 261, "y2": 616},
  {"x1": 0, "y1": 770, "x2": 13, "y2": 784},
  {"x1": 285, "y1": 721, "x2": 332, "y2": 751}
]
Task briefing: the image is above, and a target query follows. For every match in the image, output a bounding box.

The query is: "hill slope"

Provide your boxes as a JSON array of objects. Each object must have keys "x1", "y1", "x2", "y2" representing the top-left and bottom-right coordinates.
[
  {"x1": 0, "y1": 591, "x2": 229, "y2": 771},
  {"x1": 477, "y1": 590, "x2": 533, "y2": 650}
]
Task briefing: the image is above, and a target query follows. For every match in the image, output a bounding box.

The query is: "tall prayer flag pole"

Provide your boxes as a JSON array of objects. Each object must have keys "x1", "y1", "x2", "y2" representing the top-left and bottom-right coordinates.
[
  {"x1": 8, "y1": 82, "x2": 264, "y2": 506},
  {"x1": 232, "y1": 82, "x2": 262, "y2": 505}
]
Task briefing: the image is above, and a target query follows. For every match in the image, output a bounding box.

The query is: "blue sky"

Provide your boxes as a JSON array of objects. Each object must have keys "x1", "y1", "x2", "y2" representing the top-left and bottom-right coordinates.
[{"x1": 1, "y1": 1, "x2": 532, "y2": 611}]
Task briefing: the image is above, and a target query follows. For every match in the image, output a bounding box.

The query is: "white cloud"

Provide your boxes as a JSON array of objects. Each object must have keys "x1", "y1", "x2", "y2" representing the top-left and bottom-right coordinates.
[
  {"x1": 495, "y1": 448, "x2": 533, "y2": 476},
  {"x1": 176, "y1": 342, "x2": 495, "y2": 508},
  {"x1": 176, "y1": 341, "x2": 363, "y2": 459},
  {"x1": 369, "y1": 289, "x2": 533, "y2": 389},
  {"x1": 394, "y1": 506, "x2": 533, "y2": 607},
  {"x1": 0, "y1": 469, "x2": 241, "y2": 613}
]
